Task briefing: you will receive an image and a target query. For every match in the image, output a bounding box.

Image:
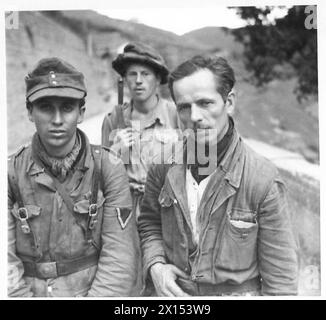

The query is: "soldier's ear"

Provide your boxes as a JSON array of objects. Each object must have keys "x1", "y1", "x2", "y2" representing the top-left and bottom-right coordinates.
[
  {"x1": 27, "y1": 101, "x2": 34, "y2": 123},
  {"x1": 156, "y1": 73, "x2": 162, "y2": 85},
  {"x1": 77, "y1": 105, "x2": 86, "y2": 124},
  {"x1": 226, "y1": 91, "x2": 235, "y2": 115}
]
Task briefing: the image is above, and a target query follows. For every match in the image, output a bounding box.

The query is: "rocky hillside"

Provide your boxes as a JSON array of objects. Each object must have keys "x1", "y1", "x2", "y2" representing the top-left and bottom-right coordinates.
[
  {"x1": 182, "y1": 26, "x2": 245, "y2": 57},
  {"x1": 6, "y1": 10, "x2": 204, "y2": 152}
]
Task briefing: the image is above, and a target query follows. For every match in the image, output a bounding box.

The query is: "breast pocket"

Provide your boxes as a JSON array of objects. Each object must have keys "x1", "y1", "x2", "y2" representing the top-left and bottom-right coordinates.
[
  {"x1": 216, "y1": 208, "x2": 258, "y2": 271},
  {"x1": 71, "y1": 193, "x2": 105, "y2": 251}
]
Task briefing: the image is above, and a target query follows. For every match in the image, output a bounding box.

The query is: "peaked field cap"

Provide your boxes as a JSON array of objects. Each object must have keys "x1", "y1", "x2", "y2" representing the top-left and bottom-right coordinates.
[
  {"x1": 25, "y1": 57, "x2": 87, "y2": 103},
  {"x1": 112, "y1": 42, "x2": 169, "y2": 84}
]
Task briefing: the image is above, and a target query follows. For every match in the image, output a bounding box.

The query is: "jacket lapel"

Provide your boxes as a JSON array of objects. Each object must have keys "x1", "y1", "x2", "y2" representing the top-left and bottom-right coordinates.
[
  {"x1": 205, "y1": 177, "x2": 236, "y2": 220},
  {"x1": 199, "y1": 132, "x2": 245, "y2": 221},
  {"x1": 206, "y1": 138, "x2": 245, "y2": 218},
  {"x1": 165, "y1": 130, "x2": 245, "y2": 237},
  {"x1": 166, "y1": 164, "x2": 193, "y2": 232},
  {"x1": 28, "y1": 161, "x2": 57, "y2": 192}
]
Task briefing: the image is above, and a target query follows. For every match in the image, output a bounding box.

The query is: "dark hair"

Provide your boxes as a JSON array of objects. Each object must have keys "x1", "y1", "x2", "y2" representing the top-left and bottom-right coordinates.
[
  {"x1": 26, "y1": 97, "x2": 85, "y2": 110},
  {"x1": 168, "y1": 55, "x2": 235, "y2": 102}
]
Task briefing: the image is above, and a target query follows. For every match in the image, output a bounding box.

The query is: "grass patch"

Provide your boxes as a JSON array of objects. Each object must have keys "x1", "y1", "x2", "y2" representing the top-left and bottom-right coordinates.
[{"x1": 279, "y1": 168, "x2": 320, "y2": 295}]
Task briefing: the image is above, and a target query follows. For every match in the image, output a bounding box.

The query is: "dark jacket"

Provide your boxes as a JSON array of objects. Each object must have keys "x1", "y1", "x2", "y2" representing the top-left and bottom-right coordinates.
[
  {"x1": 8, "y1": 130, "x2": 140, "y2": 297},
  {"x1": 138, "y1": 130, "x2": 299, "y2": 296}
]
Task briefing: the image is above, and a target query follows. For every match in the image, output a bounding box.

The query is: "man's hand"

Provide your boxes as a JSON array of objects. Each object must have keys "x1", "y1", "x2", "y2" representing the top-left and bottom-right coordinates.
[
  {"x1": 111, "y1": 128, "x2": 135, "y2": 154},
  {"x1": 150, "y1": 263, "x2": 190, "y2": 297}
]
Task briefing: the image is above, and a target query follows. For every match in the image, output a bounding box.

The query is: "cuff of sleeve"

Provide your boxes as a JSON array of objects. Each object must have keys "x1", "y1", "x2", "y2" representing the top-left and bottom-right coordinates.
[{"x1": 142, "y1": 256, "x2": 166, "y2": 294}]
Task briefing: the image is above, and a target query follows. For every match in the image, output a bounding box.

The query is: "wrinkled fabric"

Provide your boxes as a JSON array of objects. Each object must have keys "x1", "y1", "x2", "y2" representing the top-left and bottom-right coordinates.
[
  {"x1": 8, "y1": 130, "x2": 140, "y2": 297},
  {"x1": 139, "y1": 129, "x2": 299, "y2": 296}
]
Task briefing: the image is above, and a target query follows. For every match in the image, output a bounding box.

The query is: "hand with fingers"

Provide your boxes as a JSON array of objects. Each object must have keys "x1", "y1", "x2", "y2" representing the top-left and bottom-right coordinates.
[
  {"x1": 150, "y1": 262, "x2": 191, "y2": 297},
  {"x1": 111, "y1": 128, "x2": 135, "y2": 154}
]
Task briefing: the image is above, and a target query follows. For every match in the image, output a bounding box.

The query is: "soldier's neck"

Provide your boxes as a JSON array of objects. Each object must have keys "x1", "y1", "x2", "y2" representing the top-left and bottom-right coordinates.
[{"x1": 132, "y1": 94, "x2": 158, "y2": 115}]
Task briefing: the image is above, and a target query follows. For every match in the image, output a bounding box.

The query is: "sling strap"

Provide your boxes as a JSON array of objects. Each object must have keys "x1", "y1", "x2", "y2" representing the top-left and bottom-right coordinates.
[
  {"x1": 41, "y1": 145, "x2": 102, "y2": 244},
  {"x1": 86, "y1": 145, "x2": 102, "y2": 243},
  {"x1": 115, "y1": 104, "x2": 127, "y2": 129}
]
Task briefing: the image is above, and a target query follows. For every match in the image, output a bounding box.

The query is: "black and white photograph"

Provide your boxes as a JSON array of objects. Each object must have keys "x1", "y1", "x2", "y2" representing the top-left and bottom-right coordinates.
[{"x1": 1, "y1": 0, "x2": 323, "y2": 301}]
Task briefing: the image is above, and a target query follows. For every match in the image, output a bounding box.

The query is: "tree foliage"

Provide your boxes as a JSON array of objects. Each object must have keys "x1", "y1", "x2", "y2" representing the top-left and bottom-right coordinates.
[{"x1": 231, "y1": 6, "x2": 317, "y2": 101}]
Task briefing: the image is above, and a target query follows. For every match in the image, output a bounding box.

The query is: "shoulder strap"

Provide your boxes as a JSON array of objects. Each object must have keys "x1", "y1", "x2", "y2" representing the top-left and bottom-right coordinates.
[
  {"x1": 51, "y1": 176, "x2": 76, "y2": 212},
  {"x1": 41, "y1": 146, "x2": 102, "y2": 244},
  {"x1": 84, "y1": 145, "x2": 102, "y2": 243},
  {"x1": 90, "y1": 145, "x2": 102, "y2": 205},
  {"x1": 36, "y1": 147, "x2": 102, "y2": 214}
]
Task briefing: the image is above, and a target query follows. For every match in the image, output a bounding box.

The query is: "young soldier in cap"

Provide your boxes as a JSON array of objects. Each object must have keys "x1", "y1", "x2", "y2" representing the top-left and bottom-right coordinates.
[
  {"x1": 101, "y1": 42, "x2": 180, "y2": 219},
  {"x1": 8, "y1": 57, "x2": 140, "y2": 297},
  {"x1": 139, "y1": 55, "x2": 298, "y2": 296}
]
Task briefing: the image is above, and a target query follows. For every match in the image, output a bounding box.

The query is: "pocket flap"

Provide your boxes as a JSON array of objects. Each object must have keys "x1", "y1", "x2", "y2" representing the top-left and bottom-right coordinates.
[
  {"x1": 140, "y1": 132, "x2": 153, "y2": 142},
  {"x1": 229, "y1": 208, "x2": 257, "y2": 223},
  {"x1": 74, "y1": 197, "x2": 105, "y2": 214},
  {"x1": 11, "y1": 204, "x2": 41, "y2": 219},
  {"x1": 230, "y1": 219, "x2": 256, "y2": 229}
]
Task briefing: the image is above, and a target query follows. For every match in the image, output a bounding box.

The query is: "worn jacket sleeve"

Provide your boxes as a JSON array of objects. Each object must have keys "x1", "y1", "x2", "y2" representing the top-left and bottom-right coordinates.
[
  {"x1": 138, "y1": 165, "x2": 167, "y2": 284},
  {"x1": 258, "y1": 175, "x2": 299, "y2": 295},
  {"x1": 87, "y1": 151, "x2": 140, "y2": 297},
  {"x1": 7, "y1": 161, "x2": 34, "y2": 297}
]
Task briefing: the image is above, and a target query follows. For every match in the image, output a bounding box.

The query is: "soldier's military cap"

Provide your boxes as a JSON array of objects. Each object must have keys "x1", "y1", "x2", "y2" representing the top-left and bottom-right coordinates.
[
  {"x1": 25, "y1": 57, "x2": 87, "y2": 103},
  {"x1": 112, "y1": 42, "x2": 169, "y2": 84}
]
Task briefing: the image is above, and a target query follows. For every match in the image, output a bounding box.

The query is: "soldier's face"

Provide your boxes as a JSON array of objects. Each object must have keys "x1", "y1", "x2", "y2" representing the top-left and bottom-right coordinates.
[
  {"x1": 28, "y1": 96, "x2": 85, "y2": 157},
  {"x1": 172, "y1": 68, "x2": 234, "y2": 145},
  {"x1": 125, "y1": 63, "x2": 161, "y2": 103}
]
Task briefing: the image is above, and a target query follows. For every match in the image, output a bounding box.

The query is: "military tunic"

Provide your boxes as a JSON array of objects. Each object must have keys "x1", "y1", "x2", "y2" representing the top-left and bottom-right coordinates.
[{"x1": 8, "y1": 130, "x2": 140, "y2": 297}]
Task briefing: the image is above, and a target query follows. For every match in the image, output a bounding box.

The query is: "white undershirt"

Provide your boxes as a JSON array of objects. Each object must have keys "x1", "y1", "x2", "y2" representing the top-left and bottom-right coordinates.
[{"x1": 185, "y1": 168, "x2": 214, "y2": 244}]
